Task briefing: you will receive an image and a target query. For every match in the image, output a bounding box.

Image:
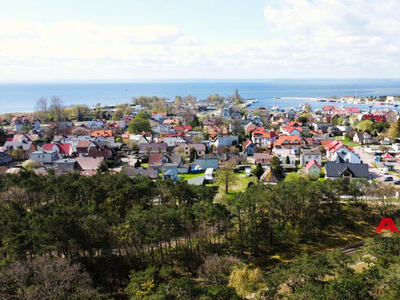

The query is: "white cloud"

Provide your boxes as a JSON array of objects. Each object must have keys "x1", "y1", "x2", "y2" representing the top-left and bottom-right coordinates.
[
  {"x1": 260, "y1": 0, "x2": 400, "y2": 76},
  {"x1": 1, "y1": 1, "x2": 400, "y2": 80}
]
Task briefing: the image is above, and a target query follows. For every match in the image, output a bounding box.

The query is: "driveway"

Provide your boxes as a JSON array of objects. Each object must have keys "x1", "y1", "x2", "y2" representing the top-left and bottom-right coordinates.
[{"x1": 354, "y1": 146, "x2": 400, "y2": 183}]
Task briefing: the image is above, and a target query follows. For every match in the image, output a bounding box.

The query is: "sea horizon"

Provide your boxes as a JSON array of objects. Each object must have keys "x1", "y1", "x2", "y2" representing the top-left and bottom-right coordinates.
[{"x1": 1, "y1": 78, "x2": 400, "y2": 114}]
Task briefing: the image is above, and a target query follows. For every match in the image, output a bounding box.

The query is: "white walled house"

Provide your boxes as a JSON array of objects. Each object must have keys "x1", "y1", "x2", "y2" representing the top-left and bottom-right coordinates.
[
  {"x1": 30, "y1": 150, "x2": 59, "y2": 165},
  {"x1": 251, "y1": 130, "x2": 277, "y2": 147},
  {"x1": 272, "y1": 148, "x2": 297, "y2": 164},
  {"x1": 300, "y1": 149, "x2": 322, "y2": 166},
  {"x1": 331, "y1": 149, "x2": 361, "y2": 164}
]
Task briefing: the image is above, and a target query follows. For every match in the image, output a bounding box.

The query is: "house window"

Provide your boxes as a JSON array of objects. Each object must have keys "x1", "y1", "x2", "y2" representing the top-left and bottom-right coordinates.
[{"x1": 342, "y1": 171, "x2": 352, "y2": 182}]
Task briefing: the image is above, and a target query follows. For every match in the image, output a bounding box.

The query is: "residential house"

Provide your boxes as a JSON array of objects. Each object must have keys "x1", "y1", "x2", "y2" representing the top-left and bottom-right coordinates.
[
  {"x1": 88, "y1": 145, "x2": 112, "y2": 159},
  {"x1": 12, "y1": 134, "x2": 31, "y2": 143},
  {"x1": 361, "y1": 113, "x2": 387, "y2": 123},
  {"x1": 163, "y1": 169, "x2": 182, "y2": 181},
  {"x1": 214, "y1": 136, "x2": 238, "y2": 147},
  {"x1": 90, "y1": 130, "x2": 115, "y2": 138},
  {"x1": 0, "y1": 152, "x2": 12, "y2": 165},
  {"x1": 312, "y1": 122, "x2": 331, "y2": 134},
  {"x1": 392, "y1": 143, "x2": 400, "y2": 153},
  {"x1": 129, "y1": 134, "x2": 152, "y2": 145},
  {"x1": 273, "y1": 148, "x2": 297, "y2": 164},
  {"x1": 43, "y1": 143, "x2": 60, "y2": 153},
  {"x1": 254, "y1": 153, "x2": 273, "y2": 165},
  {"x1": 327, "y1": 126, "x2": 342, "y2": 137},
  {"x1": 305, "y1": 159, "x2": 321, "y2": 177},
  {"x1": 54, "y1": 158, "x2": 77, "y2": 173},
  {"x1": 30, "y1": 150, "x2": 59, "y2": 165},
  {"x1": 281, "y1": 125, "x2": 302, "y2": 137},
  {"x1": 284, "y1": 108, "x2": 297, "y2": 119},
  {"x1": 76, "y1": 157, "x2": 105, "y2": 171},
  {"x1": 330, "y1": 147, "x2": 361, "y2": 164},
  {"x1": 300, "y1": 148, "x2": 322, "y2": 166},
  {"x1": 76, "y1": 140, "x2": 95, "y2": 157},
  {"x1": 2, "y1": 141, "x2": 36, "y2": 160},
  {"x1": 55, "y1": 143, "x2": 73, "y2": 158},
  {"x1": 325, "y1": 161, "x2": 369, "y2": 181},
  {"x1": 174, "y1": 143, "x2": 205, "y2": 158},
  {"x1": 346, "y1": 107, "x2": 360, "y2": 114},
  {"x1": 271, "y1": 115, "x2": 286, "y2": 125},
  {"x1": 11, "y1": 116, "x2": 42, "y2": 133},
  {"x1": 193, "y1": 157, "x2": 219, "y2": 170},
  {"x1": 260, "y1": 167, "x2": 283, "y2": 184},
  {"x1": 325, "y1": 140, "x2": 349, "y2": 161},
  {"x1": 243, "y1": 140, "x2": 256, "y2": 155},
  {"x1": 139, "y1": 143, "x2": 168, "y2": 157},
  {"x1": 87, "y1": 120, "x2": 106, "y2": 128},
  {"x1": 121, "y1": 167, "x2": 159, "y2": 179},
  {"x1": 251, "y1": 129, "x2": 277, "y2": 148},
  {"x1": 353, "y1": 132, "x2": 373, "y2": 145},
  {"x1": 163, "y1": 119, "x2": 178, "y2": 126},
  {"x1": 273, "y1": 135, "x2": 303, "y2": 153},
  {"x1": 148, "y1": 153, "x2": 183, "y2": 172}
]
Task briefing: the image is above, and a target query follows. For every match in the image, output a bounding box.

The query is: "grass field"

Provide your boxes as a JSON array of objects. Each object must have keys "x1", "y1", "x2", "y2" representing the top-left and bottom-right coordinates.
[
  {"x1": 331, "y1": 136, "x2": 359, "y2": 147},
  {"x1": 211, "y1": 171, "x2": 255, "y2": 201},
  {"x1": 178, "y1": 173, "x2": 204, "y2": 180}
]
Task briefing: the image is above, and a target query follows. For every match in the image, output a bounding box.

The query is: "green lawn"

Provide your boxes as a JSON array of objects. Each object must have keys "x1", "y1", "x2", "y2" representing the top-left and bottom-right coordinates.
[
  {"x1": 332, "y1": 136, "x2": 359, "y2": 147},
  {"x1": 178, "y1": 173, "x2": 204, "y2": 180},
  {"x1": 212, "y1": 171, "x2": 255, "y2": 201}
]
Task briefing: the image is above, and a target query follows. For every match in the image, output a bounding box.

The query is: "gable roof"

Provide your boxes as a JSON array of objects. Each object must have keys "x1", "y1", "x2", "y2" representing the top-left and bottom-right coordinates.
[
  {"x1": 3, "y1": 141, "x2": 33, "y2": 151},
  {"x1": 148, "y1": 154, "x2": 163, "y2": 164},
  {"x1": 90, "y1": 130, "x2": 115, "y2": 137},
  {"x1": 139, "y1": 142, "x2": 168, "y2": 153},
  {"x1": 13, "y1": 134, "x2": 30, "y2": 142},
  {"x1": 252, "y1": 130, "x2": 277, "y2": 138},
  {"x1": 43, "y1": 143, "x2": 57, "y2": 151},
  {"x1": 346, "y1": 107, "x2": 360, "y2": 114},
  {"x1": 76, "y1": 157, "x2": 104, "y2": 171},
  {"x1": 283, "y1": 125, "x2": 302, "y2": 133},
  {"x1": 260, "y1": 166, "x2": 283, "y2": 182},
  {"x1": 77, "y1": 140, "x2": 93, "y2": 149},
  {"x1": 325, "y1": 161, "x2": 369, "y2": 178},
  {"x1": 382, "y1": 153, "x2": 394, "y2": 159},
  {"x1": 243, "y1": 140, "x2": 254, "y2": 149},
  {"x1": 274, "y1": 135, "x2": 302, "y2": 146},
  {"x1": 55, "y1": 143, "x2": 71, "y2": 155},
  {"x1": 302, "y1": 148, "x2": 322, "y2": 156},
  {"x1": 325, "y1": 140, "x2": 346, "y2": 153},
  {"x1": 121, "y1": 167, "x2": 158, "y2": 179},
  {"x1": 306, "y1": 159, "x2": 321, "y2": 170}
]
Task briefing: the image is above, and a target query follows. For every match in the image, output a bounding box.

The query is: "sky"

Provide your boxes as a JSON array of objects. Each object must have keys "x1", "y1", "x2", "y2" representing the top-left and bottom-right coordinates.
[{"x1": 1, "y1": 0, "x2": 400, "y2": 81}]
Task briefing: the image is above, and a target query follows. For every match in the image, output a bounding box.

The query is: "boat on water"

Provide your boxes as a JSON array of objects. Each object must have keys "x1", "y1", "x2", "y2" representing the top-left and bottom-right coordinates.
[
  {"x1": 317, "y1": 99, "x2": 327, "y2": 102},
  {"x1": 275, "y1": 96, "x2": 280, "y2": 99}
]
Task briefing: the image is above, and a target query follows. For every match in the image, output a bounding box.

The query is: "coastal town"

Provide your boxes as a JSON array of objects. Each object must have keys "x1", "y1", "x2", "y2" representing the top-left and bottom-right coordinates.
[{"x1": 1, "y1": 92, "x2": 400, "y2": 188}]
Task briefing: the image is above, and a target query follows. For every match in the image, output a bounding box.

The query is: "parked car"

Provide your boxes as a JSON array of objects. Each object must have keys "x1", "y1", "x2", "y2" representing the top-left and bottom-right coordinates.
[
  {"x1": 384, "y1": 176, "x2": 393, "y2": 181},
  {"x1": 394, "y1": 180, "x2": 400, "y2": 185}
]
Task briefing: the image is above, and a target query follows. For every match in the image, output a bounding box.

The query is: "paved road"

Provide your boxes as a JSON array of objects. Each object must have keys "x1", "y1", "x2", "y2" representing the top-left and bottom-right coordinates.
[{"x1": 354, "y1": 146, "x2": 399, "y2": 183}]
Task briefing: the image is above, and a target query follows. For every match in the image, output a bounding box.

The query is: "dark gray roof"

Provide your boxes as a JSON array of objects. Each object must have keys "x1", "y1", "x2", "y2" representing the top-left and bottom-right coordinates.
[
  {"x1": 301, "y1": 148, "x2": 322, "y2": 155},
  {"x1": 354, "y1": 132, "x2": 363, "y2": 140},
  {"x1": 121, "y1": 167, "x2": 158, "y2": 179},
  {"x1": 325, "y1": 161, "x2": 369, "y2": 178},
  {"x1": 3, "y1": 141, "x2": 32, "y2": 151}
]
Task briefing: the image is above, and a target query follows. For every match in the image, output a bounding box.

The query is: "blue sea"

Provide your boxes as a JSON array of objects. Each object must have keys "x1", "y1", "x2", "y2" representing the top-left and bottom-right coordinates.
[{"x1": 1, "y1": 79, "x2": 400, "y2": 114}]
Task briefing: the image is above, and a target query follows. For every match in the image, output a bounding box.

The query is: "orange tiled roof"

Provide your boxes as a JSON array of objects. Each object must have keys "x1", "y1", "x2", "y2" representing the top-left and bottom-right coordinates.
[
  {"x1": 274, "y1": 135, "x2": 302, "y2": 146},
  {"x1": 90, "y1": 130, "x2": 115, "y2": 137}
]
